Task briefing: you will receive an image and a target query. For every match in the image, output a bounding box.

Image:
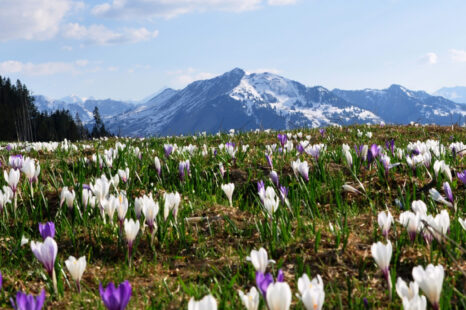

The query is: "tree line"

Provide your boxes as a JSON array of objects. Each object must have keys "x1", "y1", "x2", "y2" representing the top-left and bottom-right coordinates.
[{"x1": 0, "y1": 75, "x2": 110, "y2": 142}]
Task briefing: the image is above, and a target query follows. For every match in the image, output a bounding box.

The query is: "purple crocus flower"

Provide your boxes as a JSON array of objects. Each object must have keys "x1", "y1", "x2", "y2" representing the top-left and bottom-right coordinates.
[
  {"x1": 0, "y1": 270, "x2": 2, "y2": 291},
  {"x1": 255, "y1": 272, "x2": 273, "y2": 297},
  {"x1": 30, "y1": 237, "x2": 57, "y2": 277},
  {"x1": 385, "y1": 139, "x2": 395, "y2": 155},
  {"x1": 279, "y1": 186, "x2": 288, "y2": 203},
  {"x1": 163, "y1": 145, "x2": 173, "y2": 157},
  {"x1": 265, "y1": 154, "x2": 273, "y2": 169},
  {"x1": 411, "y1": 148, "x2": 420, "y2": 156},
  {"x1": 443, "y1": 182, "x2": 454, "y2": 204},
  {"x1": 269, "y1": 171, "x2": 279, "y2": 187},
  {"x1": 10, "y1": 289, "x2": 45, "y2": 310},
  {"x1": 257, "y1": 180, "x2": 265, "y2": 193},
  {"x1": 6, "y1": 144, "x2": 12, "y2": 151},
  {"x1": 225, "y1": 142, "x2": 236, "y2": 148},
  {"x1": 367, "y1": 144, "x2": 380, "y2": 164},
  {"x1": 319, "y1": 128, "x2": 326, "y2": 137},
  {"x1": 38, "y1": 222, "x2": 55, "y2": 240},
  {"x1": 296, "y1": 143, "x2": 304, "y2": 154},
  {"x1": 9, "y1": 154, "x2": 23, "y2": 170},
  {"x1": 179, "y1": 160, "x2": 190, "y2": 181},
  {"x1": 277, "y1": 134, "x2": 287, "y2": 147},
  {"x1": 99, "y1": 280, "x2": 132, "y2": 310},
  {"x1": 354, "y1": 145, "x2": 364, "y2": 157},
  {"x1": 82, "y1": 184, "x2": 91, "y2": 190},
  {"x1": 276, "y1": 269, "x2": 285, "y2": 282},
  {"x1": 458, "y1": 170, "x2": 466, "y2": 185}
]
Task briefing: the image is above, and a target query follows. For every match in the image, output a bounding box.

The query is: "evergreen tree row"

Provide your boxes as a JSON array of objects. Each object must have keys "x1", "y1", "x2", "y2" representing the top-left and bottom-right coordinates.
[{"x1": 0, "y1": 75, "x2": 110, "y2": 142}]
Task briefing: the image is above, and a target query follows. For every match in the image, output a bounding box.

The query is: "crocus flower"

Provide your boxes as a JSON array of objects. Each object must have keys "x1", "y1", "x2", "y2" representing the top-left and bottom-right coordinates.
[
  {"x1": 457, "y1": 170, "x2": 466, "y2": 185},
  {"x1": 21, "y1": 158, "x2": 40, "y2": 184},
  {"x1": 163, "y1": 144, "x2": 173, "y2": 157},
  {"x1": 9, "y1": 154, "x2": 23, "y2": 170},
  {"x1": 142, "y1": 198, "x2": 159, "y2": 233},
  {"x1": 429, "y1": 188, "x2": 453, "y2": 208},
  {"x1": 291, "y1": 159, "x2": 309, "y2": 182},
  {"x1": 4, "y1": 169, "x2": 20, "y2": 194},
  {"x1": 377, "y1": 211, "x2": 394, "y2": 238},
  {"x1": 38, "y1": 222, "x2": 55, "y2": 240},
  {"x1": 399, "y1": 212, "x2": 420, "y2": 242},
  {"x1": 269, "y1": 171, "x2": 279, "y2": 187},
  {"x1": 99, "y1": 280, "x2": 132, "y2": 310},
  {"x1": 124, "y1": 219, "x2": 140, "y2": 264},
  {"x1": 10, "y1": 289, "x2": 45, "y2": 310},
  {"x1": 297, "y1": 273, "x2": 325, "y2": 310},
  {"x1": 279, "y1": 186, "x2": 289, "y2": 205},
  {"x1": 402, "y1": 294, "x2": 427, "y2": 310},
  {"x1": 60, "y1": 187, "x2": 75, "y2": 209},
  {"x1": 396, "y1": 277, "x2": 419, "y2": 301},
  {"x1": 411, "y1": 200, "x2": 427, "y2": 216},
  {"x1": 221, "y1": 183, "x2": 235, "y2": 207},
  {"x1": 218, "y1": 163, "x2": 225, "y2": 178},
  {"x1": 443, "y1": 182, "x2": 453, "y2": 204},
  {"x1": 65, "y1": 256, "x2": 86, "y2": 292},
  {"x1": 277, "y1": 134, "x2": 287, "y2": 147},
  {"x1": 265, "y1": 154, "x2": 273, "y2": 170},
  {"x1": 179, "y1": 160, "x2": 190, "y2": 181},
  {"x1": 266, "y1": 282, "x2": 292, "y2": 310},
  {"x1": 238, "y1": 287, "x2": 259, "y2": 310},
  {"x1": 412, "y1": 264, "x2": 444, "y2": 310},
  {"x1": 30, "y1": 237, "x2": 57, "y2": 277},
  {"x1": 154, "y1": 156, "x2": 161, "y2": 176},
  {"x1": 262, "y1": 188, "x2": 280, "y2": 217},
  {"x1": 118, "y1": 168, "x2": 130, "y2": 183},
  {"x1": 343, "y1": 149, "x2": 353, "y2": 167},
  {"x1": 459, "y1": 218, "x2": 466, "y2": 230},
  {"x1": 188, "y1": 294, "x2": 217, "y2": 310},
  {"x1": 115, "y1": 193, "x2": 129, "y2": 231},
  {"x1": 246, "y1": 248, "x2": 275, "y2": 273},
  {"x1": 0, "y1": 270, "x2": 2, "y2": 291},
  {"x1": 163, "y1": 192, "x2": 181, "y2": 221},
  {"x1": 256, "y1": 272, "x2": 274, "y2": 296},
  {"x1": 385, "y1": 139, "x2": 395, "y2": 155},
  {"x1": 371, "y1": 240, "x2": 393, "y2": 299}
]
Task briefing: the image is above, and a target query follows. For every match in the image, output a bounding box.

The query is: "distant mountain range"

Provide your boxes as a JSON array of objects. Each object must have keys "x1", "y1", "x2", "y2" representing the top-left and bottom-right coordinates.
[
  {"x1": 33, "y1": 68, "x2": 466, "y2": 136},
  {"x1": 434, "y1": 87, "x2": 466, "y2": 104}
]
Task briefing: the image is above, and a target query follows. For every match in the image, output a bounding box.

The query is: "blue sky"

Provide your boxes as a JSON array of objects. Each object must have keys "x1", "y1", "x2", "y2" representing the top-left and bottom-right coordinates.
[{"x1": 1, "y1": 0, "x2": 466, "y2": 100}]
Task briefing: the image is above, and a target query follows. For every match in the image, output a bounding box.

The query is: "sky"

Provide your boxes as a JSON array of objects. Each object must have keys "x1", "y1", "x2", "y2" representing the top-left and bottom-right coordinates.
[{"x1": 1, "y1": 0, "x2": 466, "y2": 101}]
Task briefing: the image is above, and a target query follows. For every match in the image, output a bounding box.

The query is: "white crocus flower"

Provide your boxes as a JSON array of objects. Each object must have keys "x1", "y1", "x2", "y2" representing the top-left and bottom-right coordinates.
[
  {"x1": 246, "y1": 247, "x2": 275, "y2": 273},
  {"x1": 412, "y1": 264, "x2": 444, "y2": 310},
  {"x1": 371, "y1": 240, "x2": 393, "y2": 299},
  {"x1": 429, "y1": 188, "x2": 453, "y2": 208},
  {"x1": 399, "y1": 211, "x2": 420, "y2": 241},
  {"x1": 163, "y1": 192, "x2": 181, "y2": 220},
  {"x1": 266, "y1": 282, "x2": 292, "y2": 310},
  {"x1": 118, "y1": 167, "x2": 130, "y2": 183},
  {"x1": 4, "y1": 169, "x2": 20, "y2": 194},
  {"x1": 188, "y1": 294, "x2": 217, "y2": 310},
  {"x1": 301, "y1": 286, "x2": 325, "y2": 310},
  {"x1": 396, "y1": 277, "x2": 419, "y2": 301},
  {"x1": 221, "y1": 183, "x2": 235, "y2": 207},
  {"x1": 377, "y1": 210, "x2": 394, "y2": 238},
  {"x1": 402, "y1": 294, "x2": 427, "y2": 310},
  {"x1": 238, "y1": 287, "x2": 259, "y2": 310},
  {"x1": 65, "y1": 256, "x2": 86, "y2": 292}
]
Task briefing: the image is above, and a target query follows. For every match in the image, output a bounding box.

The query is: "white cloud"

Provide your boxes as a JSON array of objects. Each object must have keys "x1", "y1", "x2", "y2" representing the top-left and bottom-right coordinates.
[
  {"x1": 419, "y1": 52, "x2": 437, "y2": 65},
  {"x1": 450, "y1": 49, "x2": 466, "y2": 63},
  {"x1": 0, "y1": 0, "x2": 76, "y2": 41},
  {"x1": 62, "y1": 23, "x2": 159, "y2": 45},
  {"x1": 91, "y1": 0, "x2": 287, "y2": 19},
  {"x1": 168, "y1": 68, "x2": 216, "y2": 86},
  {"x1": 268, "y1": 0, "x2": 297, "y2": 5},
  {"x1": 0, "y1": 60, "x2": 84, "y2": 76}
]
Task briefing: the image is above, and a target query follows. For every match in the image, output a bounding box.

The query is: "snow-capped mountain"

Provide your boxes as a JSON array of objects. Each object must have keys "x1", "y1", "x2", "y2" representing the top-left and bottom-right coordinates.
[
  {"x1": 434, "y1": 86, "x2": 466, "y2": 104},
  {"x1": 33, "y1": 95, "x2": 135, "y2": 123},
  {"x1": 105, "y1": 68, "x2": 382, "y2": 136},
  {"x1": 332, "y1": 85, "x2": 466, "y2": 125}
]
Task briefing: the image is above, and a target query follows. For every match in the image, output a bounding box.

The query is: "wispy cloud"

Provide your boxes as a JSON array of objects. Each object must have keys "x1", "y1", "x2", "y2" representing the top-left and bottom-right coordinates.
[
  {"x1": 91, "y1": 0, "x2": 295, "y2": 19},
  {"x1": 419, "y1": 52, "x2": 438, "y2": 65},
  {"x1": 0, "y1": 60, "x2": 87, "y2": 76},
  {"x1": 62, "y1": 23, "x2": 159, "y2": 45},
  {"x1": 0, "y1": 0, "x2": 78, "y2": 41},
  {"x1": 168, "y1": 68, "x2": 216, "y2": 86},
  {"x1": 450, "y1": 49, "x2": 466, "y2": 63}
]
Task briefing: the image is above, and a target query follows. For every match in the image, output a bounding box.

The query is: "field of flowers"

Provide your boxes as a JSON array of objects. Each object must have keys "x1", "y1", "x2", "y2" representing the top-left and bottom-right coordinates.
[{"x1": 0, "y1": 124, "x2": 464, "y2": 309}]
